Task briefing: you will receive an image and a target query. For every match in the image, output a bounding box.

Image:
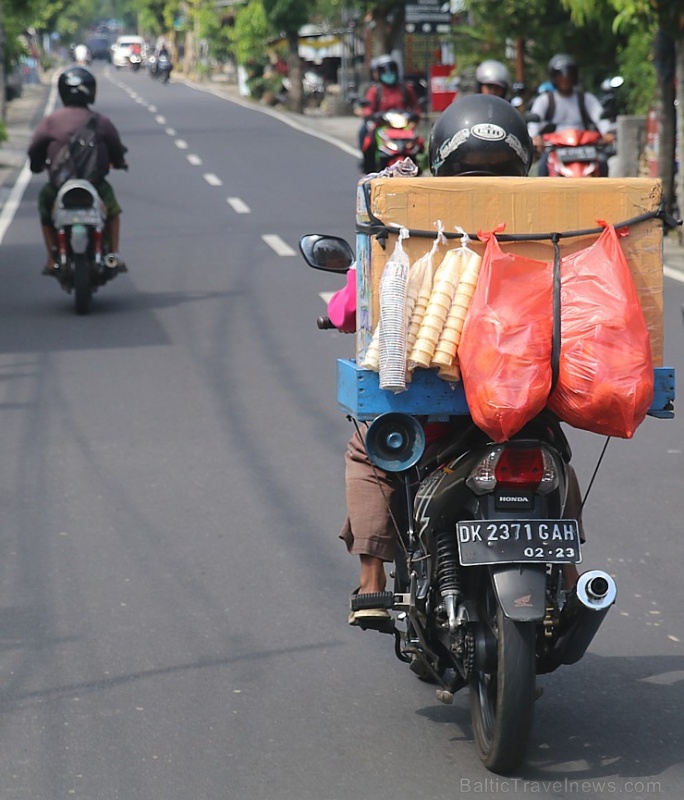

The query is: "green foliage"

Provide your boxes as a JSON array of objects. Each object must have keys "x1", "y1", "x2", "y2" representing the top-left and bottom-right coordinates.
[
  {"x1": 229, "y1": 1, "x2": 276, "y2": 66},
  {"x1": 29, "y1": 0, "x2": 100, "y2": 41},
  {"x1": 262, "y1": 0, "x2": 316, "y2": 36},
  {"x1": 616, "y1": 26, "x2": 658, "y2": 114},
  {"x1": 462, "y1": 0, "x2": 627, "y2": 96},
  {"x1": 0, "y1": 121, "x2": 8, "y2": 145}
]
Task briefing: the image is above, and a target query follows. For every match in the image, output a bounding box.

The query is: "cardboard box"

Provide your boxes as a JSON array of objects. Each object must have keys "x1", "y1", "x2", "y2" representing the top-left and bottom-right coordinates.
[{"x1": 355, "y1": 176, "x2": 664, "y2": 366}]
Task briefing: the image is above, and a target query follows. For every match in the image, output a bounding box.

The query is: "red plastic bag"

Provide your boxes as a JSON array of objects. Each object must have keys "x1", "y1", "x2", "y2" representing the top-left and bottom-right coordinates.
[
  {"x1": 459, "y1": 232, "x2": 554, "y2": 442},
  {"x1": 547, "y1": 224, "x2": 654, "y2": 438}
]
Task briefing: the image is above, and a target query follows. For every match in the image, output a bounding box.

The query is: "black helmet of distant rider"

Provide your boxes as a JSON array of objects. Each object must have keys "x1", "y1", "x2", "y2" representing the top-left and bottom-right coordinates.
[
  {"x1": 375, "y1": 54, "x2": 400, "y2": 87},
  {"x1": 475, "y1": 60, "x2": 510, "y2": 98},
  {"x1": 548, "y1": 54, "x2": 579, "y2": 90},
  {"x1": 429, "y1": 94, "x2": 533, "y2": 177},
  {"x1": 58, "y1": 66, "x2": 96, "y2": 107}
]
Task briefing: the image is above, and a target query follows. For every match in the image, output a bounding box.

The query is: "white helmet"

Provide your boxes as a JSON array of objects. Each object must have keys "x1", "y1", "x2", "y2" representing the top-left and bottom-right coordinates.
[{"x1": 475, "y1": 60, "x2": 510, "y2": 94}]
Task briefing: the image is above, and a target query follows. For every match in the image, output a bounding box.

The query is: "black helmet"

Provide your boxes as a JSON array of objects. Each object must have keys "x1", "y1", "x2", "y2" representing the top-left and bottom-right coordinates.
[
  {"x1": 429, "y1": 94, "x2": 533, "y2": 177},
  {"x1": 58, "y1": 66, "x2": 96, "y2": 107},
  {"x1": 548, "y1": 54, "x2": 578, "y2": 86}
]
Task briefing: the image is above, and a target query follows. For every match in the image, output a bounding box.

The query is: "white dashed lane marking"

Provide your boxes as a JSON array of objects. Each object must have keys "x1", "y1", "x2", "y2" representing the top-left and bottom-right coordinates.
[
  {"x1": 155, "y1": 115, "x2": 166, "y2": 124},
  {"x1": 187, "y1": 154, "x2": 202, "y2": 166},
  {"x1": 262, "y1": 235, "x2": 296, "y2": 256},
  {"x1": 227, "y1": 197, "x2": 250, "y2": 214},
  {"x1": 175, "y1": 139, "x2": 188, "y2": 149},
  {"x1": 166, "y1": 127, "x2": 176, "y2": 136},
  {"x1": 204, "y1": 173, "x2": 222, "y2": 186}
]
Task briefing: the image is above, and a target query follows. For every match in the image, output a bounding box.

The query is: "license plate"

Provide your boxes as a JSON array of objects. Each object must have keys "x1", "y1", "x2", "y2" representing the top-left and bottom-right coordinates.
[
  {"x1": 555, "y1": 145, "x2": 597, "y2": 162},
  {"x1": 456, "y1": 520, "x2": 581, "y2": 566}
]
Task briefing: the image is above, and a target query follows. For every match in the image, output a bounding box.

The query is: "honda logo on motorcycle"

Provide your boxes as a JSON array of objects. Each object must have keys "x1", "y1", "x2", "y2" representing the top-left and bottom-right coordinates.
[
  {"x1": 471, "y1": 123, "x2": 506, "y2": 141},
  {"x1": 495, "y1": 490, "x2": 533, "y2": 510}
]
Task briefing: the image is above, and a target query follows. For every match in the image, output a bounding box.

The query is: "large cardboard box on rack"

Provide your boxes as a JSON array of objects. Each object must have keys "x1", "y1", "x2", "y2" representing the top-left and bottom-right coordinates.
[{"x1": 355, "y1": 176, "x2": 664, "y2": 366}]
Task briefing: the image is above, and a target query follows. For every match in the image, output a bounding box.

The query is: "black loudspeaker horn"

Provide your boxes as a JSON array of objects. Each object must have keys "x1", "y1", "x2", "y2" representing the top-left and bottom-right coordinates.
[{"x1": 365, "y1": 413, "x2": 426, "y2": 472}]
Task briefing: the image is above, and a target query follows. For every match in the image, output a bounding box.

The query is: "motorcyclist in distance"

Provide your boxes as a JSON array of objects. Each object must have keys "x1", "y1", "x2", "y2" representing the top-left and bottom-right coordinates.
[
  {"x1": 27, "y1": 67, "x2": 129, "y2": 275},
  {"x1": 475, "y1": 59, "x2": 510, "y2": 99},
  {"x1": 527, "y1": 54, "x2": 615, "y2": 176},
  {"x1": 358, "y1": 54, "x2": 422, "y2": 173},
  {"x1": 73, "y1": 43, "x2": 91, "y2": 66},
  {"x1": 331, "y1": 95, "x2": 585, "y2": 625}
]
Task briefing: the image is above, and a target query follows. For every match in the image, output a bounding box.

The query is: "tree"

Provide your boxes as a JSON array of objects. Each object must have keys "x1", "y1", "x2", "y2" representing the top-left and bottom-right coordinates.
[
  {"x1": 461, "y1": 0, "x2": 625, "y2": 93},
  {"x1": 563, "y1": 0, "x2": 684, "y2": 217},
  {"x1": 262, "y1": 0, "x2": 316, "y2": 112},
  {"x1": 2, "y1": 0, "x2": 54, "y2": 120},
  {"x1": 353, "y1": 0, "x2": 405, "y2": 56}
]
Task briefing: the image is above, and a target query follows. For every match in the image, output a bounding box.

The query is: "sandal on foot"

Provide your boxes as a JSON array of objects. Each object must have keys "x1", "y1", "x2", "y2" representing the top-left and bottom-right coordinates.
[{"x1": 348, "y1": 587, "x2": 392, "y2": 626}]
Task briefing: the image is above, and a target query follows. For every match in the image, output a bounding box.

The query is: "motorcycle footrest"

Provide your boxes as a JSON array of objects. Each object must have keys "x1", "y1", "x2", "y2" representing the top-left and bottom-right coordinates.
[
  {"x1": 351, "y1": 591, "x2": 394, "y2": 612},
  {"x1": 356, "y1": 616, "x2": 395, "y2": 635}
]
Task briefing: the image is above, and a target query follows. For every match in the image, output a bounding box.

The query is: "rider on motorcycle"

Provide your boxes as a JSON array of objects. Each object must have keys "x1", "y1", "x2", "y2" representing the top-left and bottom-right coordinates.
[
  {"x1": 475, "y1": 59, "x2": 510, "y2": 99},
  {"x1": 152, "y1": 40, "x2": 173, "y2": 77},
  {"x1": 27, "y1": 67, "x2": 128, "y2": 275},
  {"x1": 358, "y1": 54, "x2": 422, "y2": 173},
  {"x1": 328, "y1": 95, "x2": 585, "y2": 624},
  {"x1": 527, "y1": 54, "x2": 615, "y2": 176}
]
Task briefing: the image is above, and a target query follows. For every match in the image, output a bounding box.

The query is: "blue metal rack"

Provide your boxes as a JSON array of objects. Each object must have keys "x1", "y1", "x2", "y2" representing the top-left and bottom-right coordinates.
[{"x1": 337, "y1": 359, "x2": 675, "y2": 422}]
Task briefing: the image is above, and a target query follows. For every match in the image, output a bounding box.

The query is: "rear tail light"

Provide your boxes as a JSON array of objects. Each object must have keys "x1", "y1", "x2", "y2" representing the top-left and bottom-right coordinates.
[{"x1": 466, "y1": 445, "x2": 559, "y2": 495}]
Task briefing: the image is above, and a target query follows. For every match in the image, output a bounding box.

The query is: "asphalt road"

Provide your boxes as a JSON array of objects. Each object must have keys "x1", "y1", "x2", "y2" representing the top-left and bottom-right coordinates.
[{"x1": 0, "y1": 64, "x2": 682, "y2": 800}]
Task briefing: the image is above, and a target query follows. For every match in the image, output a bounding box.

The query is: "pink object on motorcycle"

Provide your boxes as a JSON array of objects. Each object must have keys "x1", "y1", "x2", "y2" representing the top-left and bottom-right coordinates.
[{"x1": 327, "y1": 268, "x2": 357, "y2": 333}]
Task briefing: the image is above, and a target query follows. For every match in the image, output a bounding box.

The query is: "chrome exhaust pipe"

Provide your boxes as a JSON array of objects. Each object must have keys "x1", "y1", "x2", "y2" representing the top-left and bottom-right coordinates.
[
  {"x1": 104, "y1": 253, "x2": 121, "y2": 270},
  {"x1": 549, "y1": 570, "x2": 617, "y2": 666}
]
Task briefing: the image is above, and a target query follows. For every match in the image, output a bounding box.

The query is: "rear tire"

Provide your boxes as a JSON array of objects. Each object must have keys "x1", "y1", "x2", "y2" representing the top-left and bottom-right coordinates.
[
  {"x1": 73, "y1": 254, "x2": 92, "y2": 315},
  {"x1": 470, "y1": 590, "x2": 536, "y2": 773}
]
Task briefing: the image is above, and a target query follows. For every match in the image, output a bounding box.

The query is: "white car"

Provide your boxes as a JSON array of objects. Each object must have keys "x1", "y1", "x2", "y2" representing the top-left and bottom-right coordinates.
[{"x1": 111, "y1": 35, "x2": 146, "y2": 69}]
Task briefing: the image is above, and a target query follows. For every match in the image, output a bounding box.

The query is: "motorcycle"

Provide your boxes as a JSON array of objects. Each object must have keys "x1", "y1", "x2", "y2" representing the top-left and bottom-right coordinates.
[
  {"x1": 361, "y1": 109, "x2": 426, "y2": 174},
  {"x1": 149, "y1": 54, "x2": 172, "y2": 84},
  {"x1": 299, "y1": 233, "x2": 618, "y2": 774},
  {"x1": 539, "y1": 128, "x2": 610, "y2": 178},
  {"x1": 50, "y1": 179, "x2": 124, "y2": 315},
  {"x1": 128, "y1": 52, "x2": 143, "y2": 72},
  {"x1": 526, "y1": 110, "x2": 614, "y2": 178},
  {"x1": 598, "y1": 75, "x2": 625, "y2": 126}
]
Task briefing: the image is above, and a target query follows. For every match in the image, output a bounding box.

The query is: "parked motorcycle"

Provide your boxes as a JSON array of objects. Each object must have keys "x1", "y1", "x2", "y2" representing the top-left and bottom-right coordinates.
[
  {"x1": 598, "y1": 75, "x2": 625, "y2": 125},
  {"x1": 281, "y1": 70, "x2": 325, "y2": 108},
  {"x1": 362, "y1": 109, "x2": 426, "y2": 174},
  {"x1": 299, "y1": 233, "x2": 618, "y2": 774},
  {"x1": 50, "y1": 179, "x2": 124, "y2": 314}
]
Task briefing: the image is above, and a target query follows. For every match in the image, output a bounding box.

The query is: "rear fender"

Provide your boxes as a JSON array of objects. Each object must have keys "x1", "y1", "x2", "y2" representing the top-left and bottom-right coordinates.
[{"x1": 490, "y1": 564, "x2": 547, "y2": 621}]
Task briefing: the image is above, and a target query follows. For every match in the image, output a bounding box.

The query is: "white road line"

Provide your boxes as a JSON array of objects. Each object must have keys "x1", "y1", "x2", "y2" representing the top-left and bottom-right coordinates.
[
  {"x1": 320, "y1": 292, "x2": 334, "y2": 303},
  {"x1": 187, "y1": 154, "x2": 202, "y2": 166},
  {"x1": 204, "y1": 173, "x2": 222, "y2": 186},
  {"x1": 175, "y1": 139, "x2": 188, "y2": 149},
  {"x1": 664, "y1": 265, "x2": 684, "y2": 284},
  {"x1": 227, "y1": 197, "x2": 250, "y2": 214},
  {"x1": 0, "y1": 163, "x2": 32, "y2": 245},
  {"x1": 166, "y1": 127, "x2": 176, "y2": 136},
  {"x1": 263, "y1": 234, "x2": 296, "y2": 256},
  {"x1": 155, "y1": 115, "x2": 166, "y2": 124},
  {"x1": 149, "y1": 105, "x2": 158, "y2": 113}
]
